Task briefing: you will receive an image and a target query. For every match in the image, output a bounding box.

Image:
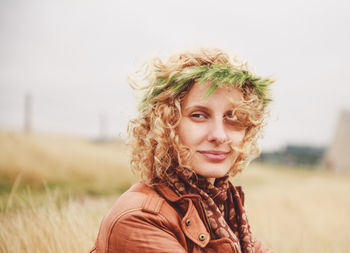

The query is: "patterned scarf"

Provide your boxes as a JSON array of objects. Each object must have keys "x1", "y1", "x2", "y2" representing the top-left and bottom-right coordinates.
[{"x1": 162, "y1": 167, "x2": 255, "y2": 253}]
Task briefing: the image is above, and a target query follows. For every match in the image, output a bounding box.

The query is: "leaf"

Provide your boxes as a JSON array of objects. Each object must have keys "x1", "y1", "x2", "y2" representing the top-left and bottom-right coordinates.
[{"x1": 203, "y1": 83, "x2": 218, "y2": 98}]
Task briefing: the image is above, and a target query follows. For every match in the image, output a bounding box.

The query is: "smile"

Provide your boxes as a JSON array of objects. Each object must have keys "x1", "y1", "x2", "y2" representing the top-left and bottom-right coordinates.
[{"x1": 197, "y1": 150, "x2": 230, "y2": 162}]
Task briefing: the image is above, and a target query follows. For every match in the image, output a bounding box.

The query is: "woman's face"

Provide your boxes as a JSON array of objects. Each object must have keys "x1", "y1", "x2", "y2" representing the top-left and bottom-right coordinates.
[{"x1": 177, "y1": 82, "x2": 246, "y2": 183}]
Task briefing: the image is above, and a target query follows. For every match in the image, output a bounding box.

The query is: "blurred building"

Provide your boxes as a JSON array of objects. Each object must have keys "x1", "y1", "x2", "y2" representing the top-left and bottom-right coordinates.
[
  {"x1": 323, "y1": 110, "x2": 350, "y2": 172},
  {"x1": 257, "y1": 145, "x2": 325, "y2": 167}
]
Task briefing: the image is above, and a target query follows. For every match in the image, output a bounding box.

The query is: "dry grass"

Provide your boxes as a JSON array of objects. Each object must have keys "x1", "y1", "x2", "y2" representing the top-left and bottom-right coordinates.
[
  {"x1": 0, "y1": 192, "x2": 115, "y2": 253},
  {"x1": 232, "y1": 165, "x2": 350, "y2": 253},
  {"x1": 1, "y1": 131, "x2": 350, "y2": 252},
  {"x1": 0, "y1": 131, "x2": 137, "y2": 197}
]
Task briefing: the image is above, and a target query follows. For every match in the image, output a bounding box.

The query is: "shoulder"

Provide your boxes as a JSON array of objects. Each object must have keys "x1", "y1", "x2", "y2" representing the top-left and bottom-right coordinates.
[
  {"x1": 106, "y1": 182, "x2": 165, "y2": 217},
  {"x1": 94, "y1": 182, "x2": 185, "y2": 253},
  {"x1": 102, "y1": 182, "x2": 180, "y2": 224}
]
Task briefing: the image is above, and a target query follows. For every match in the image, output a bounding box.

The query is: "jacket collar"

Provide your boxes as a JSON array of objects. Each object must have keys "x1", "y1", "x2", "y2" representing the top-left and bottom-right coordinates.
[{"x1": 155, "y1": 183, "x2": 201, "y2": 203}]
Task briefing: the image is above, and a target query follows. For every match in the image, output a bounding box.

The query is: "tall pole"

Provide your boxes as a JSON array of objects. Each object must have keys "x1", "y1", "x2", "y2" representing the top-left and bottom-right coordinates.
[
  {"x1": 99, "y1": 113, "x2": 107, "y2": 141},
  {"x1": 24, "y1": 93, "x2": 32, "y2": 133}
]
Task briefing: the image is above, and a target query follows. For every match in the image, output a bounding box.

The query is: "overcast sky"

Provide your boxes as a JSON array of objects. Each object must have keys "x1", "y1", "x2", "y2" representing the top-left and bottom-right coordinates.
[{"x1": 1, "y1": 0, "x2": 350, "y2": 151}]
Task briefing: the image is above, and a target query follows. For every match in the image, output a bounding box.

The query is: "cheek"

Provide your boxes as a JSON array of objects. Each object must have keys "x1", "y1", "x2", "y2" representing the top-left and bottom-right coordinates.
[
  {"x1": 177, "y1": 120, "x2": 190, "y2": 146},
  {"x1": 229, "y1": 130, "x2": 246, "y2": 146},
  {"x1": 177, "y1": 119, "x2": 206, "y2": 147},
  {"x1": 178, "y1": 129, "x2": 190, "y2": 146}
]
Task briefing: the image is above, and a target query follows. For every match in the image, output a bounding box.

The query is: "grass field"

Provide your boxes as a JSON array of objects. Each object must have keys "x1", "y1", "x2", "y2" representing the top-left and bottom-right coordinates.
[{"x1": 0, "y1": 131, "x2": 349, "y2": 253}]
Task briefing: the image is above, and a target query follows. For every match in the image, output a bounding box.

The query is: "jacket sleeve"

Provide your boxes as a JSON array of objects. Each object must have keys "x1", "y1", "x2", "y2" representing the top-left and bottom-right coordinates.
[{"x1": 95, "y1": 209, "x2": 187, "y2": 253}]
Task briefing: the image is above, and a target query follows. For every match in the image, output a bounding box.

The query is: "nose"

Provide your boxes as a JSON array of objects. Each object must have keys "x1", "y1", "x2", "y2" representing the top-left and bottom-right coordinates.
[{"x1": 207, "y1": 118, "x2": 228, "y2": 145}]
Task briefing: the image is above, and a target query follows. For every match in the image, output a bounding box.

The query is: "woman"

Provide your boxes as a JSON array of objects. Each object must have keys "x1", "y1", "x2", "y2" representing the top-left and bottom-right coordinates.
[{"x1": 90, "y1": 49, "x2": 274, "y2": 253}]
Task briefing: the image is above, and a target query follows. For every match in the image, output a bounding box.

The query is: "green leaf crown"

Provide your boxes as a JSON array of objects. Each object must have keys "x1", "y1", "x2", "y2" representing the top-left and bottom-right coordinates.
[{"x1": 140, "y1": 63, "x2": 274, "y2": 110}]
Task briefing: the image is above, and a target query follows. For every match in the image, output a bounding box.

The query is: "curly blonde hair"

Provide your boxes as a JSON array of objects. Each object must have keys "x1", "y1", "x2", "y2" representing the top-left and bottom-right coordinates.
[{"x1": 127, "y1": 48, "x2": 272, "y2": 184}]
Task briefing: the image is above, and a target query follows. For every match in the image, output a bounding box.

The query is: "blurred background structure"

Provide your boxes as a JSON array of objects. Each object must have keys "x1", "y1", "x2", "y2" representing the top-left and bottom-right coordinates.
[{"x1": 323, "y1": 110, "x2": 350, "y2": 171}]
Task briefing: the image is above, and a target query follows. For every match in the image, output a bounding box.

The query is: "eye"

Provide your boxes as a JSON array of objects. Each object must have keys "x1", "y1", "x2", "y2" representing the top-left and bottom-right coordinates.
[
  {"x1": 224, "y1": 110, "x2": 237, "y2": 120},
  {"x1": 225, "y1": 118, "x2": 246, "y2": 131},
  {"x1": 192, "y1": 113, "x2": 204, "y2": 118},
  {"x1": 191, "y1": 113, "x2": 206, "y2": 120}
]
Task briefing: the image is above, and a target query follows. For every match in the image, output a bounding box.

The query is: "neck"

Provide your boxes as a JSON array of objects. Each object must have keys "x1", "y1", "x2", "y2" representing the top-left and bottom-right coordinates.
[{"x1": 207, "y1": 177, "x2": 215, "y2": 184}]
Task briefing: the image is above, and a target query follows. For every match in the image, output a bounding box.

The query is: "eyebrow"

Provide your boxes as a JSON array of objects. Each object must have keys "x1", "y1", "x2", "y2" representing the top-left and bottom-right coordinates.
[
  {"x1": 182, "y1": 105, "x2": 236, "y2": 116},
  {"x1": 182, "y1": 105, "x2": 210, "y2": 114}
]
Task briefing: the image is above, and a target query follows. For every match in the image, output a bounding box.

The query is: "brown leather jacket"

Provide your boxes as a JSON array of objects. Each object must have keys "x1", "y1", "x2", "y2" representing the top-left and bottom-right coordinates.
[{"x1": 90, "y1": 182, "x2": 272, "y2": 253}]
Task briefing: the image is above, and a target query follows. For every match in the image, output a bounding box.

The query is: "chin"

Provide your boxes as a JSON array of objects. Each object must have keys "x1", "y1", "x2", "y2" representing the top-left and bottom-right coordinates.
[{"x1": 193, "y1": 164, "x2": 230, "y2": 179}]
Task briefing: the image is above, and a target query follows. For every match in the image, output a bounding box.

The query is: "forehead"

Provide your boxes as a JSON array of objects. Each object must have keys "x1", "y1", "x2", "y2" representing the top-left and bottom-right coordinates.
[{"x1": 181, "y1": 81, "x2": 243, "y2": 108}]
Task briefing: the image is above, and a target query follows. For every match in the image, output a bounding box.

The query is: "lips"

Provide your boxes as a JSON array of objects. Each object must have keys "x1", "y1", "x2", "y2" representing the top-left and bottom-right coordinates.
[{"x1": 197, "y1": 150, "x2": 230, "y2": 162}]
